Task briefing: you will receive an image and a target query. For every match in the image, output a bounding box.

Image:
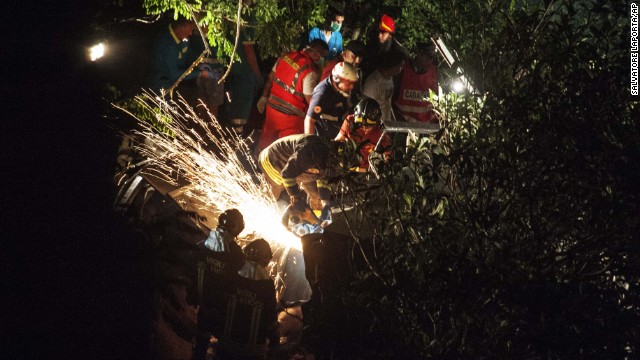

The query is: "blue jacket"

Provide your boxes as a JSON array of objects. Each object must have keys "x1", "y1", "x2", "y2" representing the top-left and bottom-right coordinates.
[
  {"x1": 308, "y1": 27, "x2": 343, "y2": 60},
  {"x1": 150, "y1": 24, "x2": 201, "y2": 92}
]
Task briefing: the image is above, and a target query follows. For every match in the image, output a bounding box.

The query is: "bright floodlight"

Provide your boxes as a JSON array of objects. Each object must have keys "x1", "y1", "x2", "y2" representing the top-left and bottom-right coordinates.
[
  {"x1": 452, "y1": 80, "x2": 465, "y2": 93},
  {"x1": 90, "y1": 43, "x2": 105, "y2": 61}
]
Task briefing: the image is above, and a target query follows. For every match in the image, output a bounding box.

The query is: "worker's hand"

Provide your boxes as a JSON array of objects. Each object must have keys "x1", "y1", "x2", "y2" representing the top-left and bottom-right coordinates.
[{"x1": 256, "y1": 96, "x2": 268, "y2": 114}]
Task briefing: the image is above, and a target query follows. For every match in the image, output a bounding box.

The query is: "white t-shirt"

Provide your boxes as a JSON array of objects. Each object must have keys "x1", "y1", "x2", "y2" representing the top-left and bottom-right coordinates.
[{"x1": 362, "y1": 70, "x2": 394, "y2": 121}]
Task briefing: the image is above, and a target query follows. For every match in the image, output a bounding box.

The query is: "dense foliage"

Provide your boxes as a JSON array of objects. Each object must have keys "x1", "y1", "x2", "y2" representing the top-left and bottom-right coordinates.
[
  {"x1": 323, "y1": 1, "x2": 638, "y2": 358},
  {"x1": 135, "y1": 0, "x2": 638, "y2": 358},
  {"x1": 142, "y1": 0, "x2": 325, "y2": 59},
  {"x1": 139, "y1": 0, "x2": 441, "y2": 61}
]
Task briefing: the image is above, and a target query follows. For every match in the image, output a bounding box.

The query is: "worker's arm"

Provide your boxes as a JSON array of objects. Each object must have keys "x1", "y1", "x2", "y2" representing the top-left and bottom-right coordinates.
[
  {"x1": 304, "y1": 116, "x2": 316, "y2": 135},
  {"x1": 302, "y1": 71, "x2": 319, "y2": 105},
  {"x1": 262, "y1": 70, "x2": 275, "y2": 98},
  {"x1": 303, "y1": 78, "x2": 325, "y2": 135},
  {"x1": 281, "y1": 150, "x2": 310, "y2": 200},
  {"x1": 335, "y1": 115, "x2": 354, "y2": 141},
  {"x1": 257, "y1": 68, "x2": 276, "y2": 113}
]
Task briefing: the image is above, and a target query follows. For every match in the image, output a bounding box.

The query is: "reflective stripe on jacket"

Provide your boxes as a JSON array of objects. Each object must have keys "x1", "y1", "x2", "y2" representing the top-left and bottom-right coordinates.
[
  {"x1": 395, "y1": 64, "x2": 438, "y2": 123},
  {"x1": 269, "y1": 50, "x2": 314, "y2": 114}
]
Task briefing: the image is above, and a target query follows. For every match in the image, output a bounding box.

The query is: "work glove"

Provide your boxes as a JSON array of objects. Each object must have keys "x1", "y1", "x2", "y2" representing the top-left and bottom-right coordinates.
[{"x1": 256, "y1": 96, "x2": 268, "y2": 114}]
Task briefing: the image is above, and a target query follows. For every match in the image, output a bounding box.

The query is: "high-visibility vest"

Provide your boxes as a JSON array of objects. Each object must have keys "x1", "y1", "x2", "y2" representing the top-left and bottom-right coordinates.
[
  {"x1": 395, "y1": 64, "x2": 438, "y2": 123},
  {"x1": 321, "y1": 58, "x2": 339, "y2": 81},
  {"x1": 269, "y1": 50, "x2": 315, "y2": 115}
]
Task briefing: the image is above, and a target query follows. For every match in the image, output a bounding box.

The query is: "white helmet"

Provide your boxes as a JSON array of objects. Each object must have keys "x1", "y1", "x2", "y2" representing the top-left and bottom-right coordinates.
[{"x1": 332, "y1": 61, "x2": 359, "y2": 83}]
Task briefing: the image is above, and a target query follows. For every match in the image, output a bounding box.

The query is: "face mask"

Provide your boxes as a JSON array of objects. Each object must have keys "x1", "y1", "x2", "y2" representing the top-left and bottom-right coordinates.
[{"x1": 330, "y1": 21, "x2": 342, "y2": 32}]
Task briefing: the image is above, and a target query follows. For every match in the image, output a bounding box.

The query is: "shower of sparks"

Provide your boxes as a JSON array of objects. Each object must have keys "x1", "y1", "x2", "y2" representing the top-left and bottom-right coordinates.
[{"x1": 118, "y1": 92, "x2": 302, "y2": 251}]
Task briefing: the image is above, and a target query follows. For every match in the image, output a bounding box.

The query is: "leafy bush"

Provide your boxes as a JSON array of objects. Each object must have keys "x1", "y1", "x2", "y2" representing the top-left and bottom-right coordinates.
[
  {"x1": 135, "y1": 0, "x2": 639, "y2": 358},
  {"x1": 143, "y1": 0, "x2": 327, "y2": 60},
  {"x1": 311, "y1": 0, "x2": 639, "y2": 358}
]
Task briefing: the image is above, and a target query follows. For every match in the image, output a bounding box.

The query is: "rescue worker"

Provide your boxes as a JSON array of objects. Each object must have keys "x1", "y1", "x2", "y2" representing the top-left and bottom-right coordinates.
[
  {"x1": 217, "y1": 239, "x2": 279, "y2": 360},
  {"x1": 320, "y1": 39, "x2": 366, "y2": 87},
  {"x1": 255, "y1": 40, "x2": 329, "y2": 153},
  {"x1": 362, "y1": 50, "x2": 405, "y2": 122},
  {"x1": 150, "y1": 18, "x2": 215, "y2": 98},
  {"x1": 257, "y1": 134, "x2": 336, "y2": 213},
  {"x1": 238, "y1": 238, "x2": 274, "y2": 280},
  {"x1": 307, "y1": 7, "x2": 345, "y2": 60},
  {"x1": 361, "y1": 13, "x2": 410, "y2": 81},
  {"x1": 304, "y1": 62, "x2": 359, "y2": 140},
  {"x1": 335, "y1": 97, "x2": 391, "y2": 171},
  {"x1": 190, "y1": 209, "x2": 246, "y2": 360},
  {"x1": 225, "y1": 28, "x2": 262, "y2": 135},
  {"x1": 394, "y1": 43, "x2": 439, "y2": 123}
]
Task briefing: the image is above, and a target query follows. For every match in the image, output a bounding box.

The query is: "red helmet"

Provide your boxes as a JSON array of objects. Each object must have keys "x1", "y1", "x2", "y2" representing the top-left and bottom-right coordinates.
[{"x1": 379, "y1": 14, "x2": 395, "y2": 33}]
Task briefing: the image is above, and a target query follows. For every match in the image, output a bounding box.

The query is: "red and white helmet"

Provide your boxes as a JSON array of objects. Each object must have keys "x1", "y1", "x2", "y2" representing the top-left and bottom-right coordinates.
[{"x1": 331, "y1": 61, "x2": 359, "y2": 83}]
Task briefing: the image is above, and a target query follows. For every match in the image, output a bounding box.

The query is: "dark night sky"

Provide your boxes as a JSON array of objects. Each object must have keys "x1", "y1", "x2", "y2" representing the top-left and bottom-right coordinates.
[{"x1": 3, "y1": 2, "x2": 152, "y2": 358}]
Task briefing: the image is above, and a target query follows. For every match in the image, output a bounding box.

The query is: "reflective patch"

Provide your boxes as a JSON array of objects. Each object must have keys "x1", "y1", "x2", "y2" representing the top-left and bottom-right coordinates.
[
  {"x1": 403, "y1": 89, "x2": 429, "y2": 101},
  {"x1": 283, "y1": 56, "x2": 300, "y2": 71},
  {"x1": 314, "y1": 106, "x2": 322, "y2": 114},
  {"x1": 307, "y1": 168, "x2": 320, "y2": 174}
]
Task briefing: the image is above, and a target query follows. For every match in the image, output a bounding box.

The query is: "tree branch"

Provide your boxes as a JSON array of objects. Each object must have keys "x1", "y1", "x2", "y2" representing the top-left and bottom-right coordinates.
[{"x1": 218, "y1": 0, "x2": 244, "y2": 84}]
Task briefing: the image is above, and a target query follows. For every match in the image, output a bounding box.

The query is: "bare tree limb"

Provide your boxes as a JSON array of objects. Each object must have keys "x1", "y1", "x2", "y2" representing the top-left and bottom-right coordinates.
[{"x1": 218, "y1": 0, "x2": 244, "y2": 84}]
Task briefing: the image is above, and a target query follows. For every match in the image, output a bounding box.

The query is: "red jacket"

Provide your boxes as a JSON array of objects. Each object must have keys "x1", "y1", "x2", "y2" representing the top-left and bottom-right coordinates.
[
  {"x1": 395, "y1": 63, "x2": 438, "y2": 123},
  {"x1": 269, "y1": 50, "x2": 315, "y2": 114},
  {"x1": 321, "y1": 58, "x2": 339, "y2": 81},
  {"x1": 339, "y1": 115, "x2": 391, "y2": 170}
]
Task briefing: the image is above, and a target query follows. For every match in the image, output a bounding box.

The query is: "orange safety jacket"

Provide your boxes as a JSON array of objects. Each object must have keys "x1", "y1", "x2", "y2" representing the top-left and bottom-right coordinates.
[
  {"x1": 395, "y1": 64, "x2": 438, "y2": 123},
  {"x1": 268, "y1": 50, "x2": 315, "y2": 116}
]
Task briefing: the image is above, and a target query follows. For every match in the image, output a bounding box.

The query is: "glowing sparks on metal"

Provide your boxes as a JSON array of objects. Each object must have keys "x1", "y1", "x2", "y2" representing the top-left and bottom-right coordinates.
[{"x1": 120, "y1": 92, "x2": 302, "y2": 250}]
